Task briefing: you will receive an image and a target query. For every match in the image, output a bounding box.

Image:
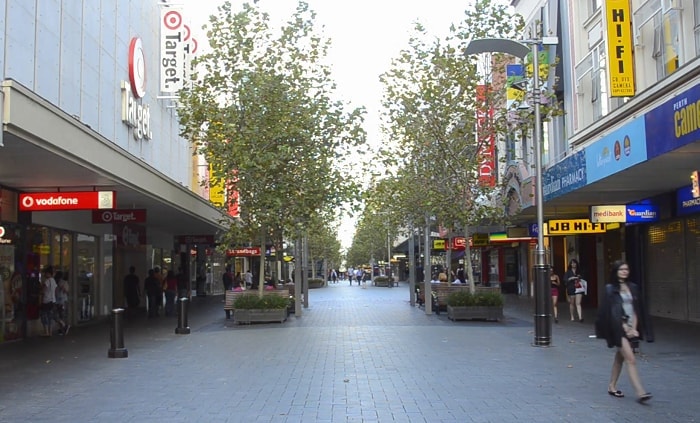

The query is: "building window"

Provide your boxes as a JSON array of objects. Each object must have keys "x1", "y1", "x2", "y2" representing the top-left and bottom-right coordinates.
[
  {"x1": 653, "y1": 10, "x2": 681, "y2": 78},
  {"x1": 590, "y1": 44, "x2": 608, "y2": 120},
  {"x1": 589, "y1": 0, "x2": 601, "y2": 17},
  {"x1": 694, "y1": 0, "x2": 700, "y2": 55}
]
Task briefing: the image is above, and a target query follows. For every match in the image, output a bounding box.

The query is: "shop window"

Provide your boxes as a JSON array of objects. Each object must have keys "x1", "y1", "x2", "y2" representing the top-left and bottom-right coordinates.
[{"x1": 76, "y1": 234, "x2": 97, "y2": 322}]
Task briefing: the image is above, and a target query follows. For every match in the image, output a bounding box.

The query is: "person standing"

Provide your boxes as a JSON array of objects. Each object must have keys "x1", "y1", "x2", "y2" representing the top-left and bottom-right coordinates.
[
  {"x1": 53, "y1": 271, "x2": 70, "y2": 335},
  {"x1": 163, "y1": 270, "x2": 178, "y2": 316},
  {"x1": 549, "y1": 266, "x2": 561, "y2": 323},
  {"x1": 39, "y1": 267, "x2": 57, "y2": 336},
  {"x1": 144, "y1": 269, "x2": 161, "y2": 318},
  {"x1": 244, "y1": 269, "x2": 253, "y2": 288},
  {"x1": 564, "y1": 259, "x2": 584, "y2": 322},
  {"x1": 354, "y1": 268, "x2": 363, "y2": 286},
  {"x1": 222, "y1": 265, "x2": 234, "y2": 291},
  {"x1": 123, "y1": 266, "x2": 141, "y2": 312},
  {"x1": 595, "y1": 260, "x2": 653, "y2": 403}
]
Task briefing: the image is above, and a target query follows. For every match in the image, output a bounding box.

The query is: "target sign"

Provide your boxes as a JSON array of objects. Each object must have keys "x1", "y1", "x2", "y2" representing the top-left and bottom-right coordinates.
[
  {"x1": 128, "y1": 37, "x2": 147, "y2": 98},
  {"x1": 163, "y1": 10, "x2": 183, "y2": 30}
]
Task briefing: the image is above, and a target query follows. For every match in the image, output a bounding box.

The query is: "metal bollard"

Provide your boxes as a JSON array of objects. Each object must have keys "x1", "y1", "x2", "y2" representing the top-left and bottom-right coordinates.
[
  {"x1": 175, "y1": 297, "x2": 190, "y2": 334},
  {"x1": 108, "y1": 308, "x2": 128, "y2": 358}
]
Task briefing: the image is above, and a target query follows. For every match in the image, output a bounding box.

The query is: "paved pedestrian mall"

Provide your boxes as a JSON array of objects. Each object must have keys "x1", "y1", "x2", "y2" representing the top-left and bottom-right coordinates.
[{"x1": 1, "y1": 281, "x2": 698, "y2": 422}]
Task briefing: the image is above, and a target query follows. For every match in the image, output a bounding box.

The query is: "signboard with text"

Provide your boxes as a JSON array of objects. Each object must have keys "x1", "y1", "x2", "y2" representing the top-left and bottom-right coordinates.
[
  {"x1": 226, "y1": 247, "x2": 261, "y2": 257},
  {"x1": 605, "y1": 0, "x2": 635, "y2": 97},
  {"x1": 19, "y1": 191, "x2": 115, "y2": 211},
  {"x1": 92, "y1": 209, "x2": 147, "y2": 224},
  {"x1": 547, "y1": 219, "x2": 607, "y2": 235},
  {"x1": 585, "y1": 117, "x2": 647, "y2": 183}
]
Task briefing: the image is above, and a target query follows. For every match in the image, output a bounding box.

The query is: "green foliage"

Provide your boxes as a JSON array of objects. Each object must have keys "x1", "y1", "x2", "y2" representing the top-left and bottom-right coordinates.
[
  {"x1": 446, "y1": 291, "x2": 503, "y2": 307},
  {"x1": 178, "y1": 1, "x2": 366, "y2": 248},
  {"x1": 233, "y1": 293, "x2": 290, "y2": 310}
]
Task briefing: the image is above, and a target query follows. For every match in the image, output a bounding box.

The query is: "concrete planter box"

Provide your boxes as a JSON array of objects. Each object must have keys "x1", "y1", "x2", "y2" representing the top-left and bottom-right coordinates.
[
  {"x1": 234, "y1": 308, "x2": 288, "y2": 324},
  {"x1": 447, "y1": 305, "x2": 503, "y2": 321}
]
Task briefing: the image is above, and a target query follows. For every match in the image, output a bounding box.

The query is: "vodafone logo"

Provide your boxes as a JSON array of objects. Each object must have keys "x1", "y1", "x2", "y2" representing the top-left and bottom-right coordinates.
[
  {"x1": 128, "y1": 37, "x2": 147, "y2": 98},
  {"x1": 22, "y1": 195, "x2": 78, "y2": 208},
  {"x1": 0, "y1": 226, "x2": 5, "y2": 238}
]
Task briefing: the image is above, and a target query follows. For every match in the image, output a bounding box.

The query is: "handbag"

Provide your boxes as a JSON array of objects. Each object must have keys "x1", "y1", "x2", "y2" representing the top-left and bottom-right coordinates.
[{"x1": 574, "y1": 280, "x2": 582, "y2": 289}]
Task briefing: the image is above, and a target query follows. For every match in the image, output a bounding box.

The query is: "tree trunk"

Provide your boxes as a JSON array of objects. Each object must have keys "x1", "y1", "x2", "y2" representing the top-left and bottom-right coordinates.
[{"x1": 463, "y1": 227, "x2": 475, "y2": 294}]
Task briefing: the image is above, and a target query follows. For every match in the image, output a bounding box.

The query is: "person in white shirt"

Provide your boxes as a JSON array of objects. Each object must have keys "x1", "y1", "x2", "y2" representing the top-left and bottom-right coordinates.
[
  {"x1": 244, "y1": 270, "x2": 253, "y2": 288},
  {"x1": 40, "y1": 267, "x2": 57, "y2": 337}
]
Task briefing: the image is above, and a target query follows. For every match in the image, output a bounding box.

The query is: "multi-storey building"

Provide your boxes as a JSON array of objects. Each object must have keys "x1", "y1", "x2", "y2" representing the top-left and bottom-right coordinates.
[
  {"x1": 506, "y1": 0, "x2": 700, "y2": 323},
  {"x1": 0, "y1": 1, "x2": 226, "y2": 341}
]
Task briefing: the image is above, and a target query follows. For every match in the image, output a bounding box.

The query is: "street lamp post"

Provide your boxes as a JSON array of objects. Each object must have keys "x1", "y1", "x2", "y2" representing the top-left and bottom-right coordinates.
[{"x1": 466, "y1": 36, "x2": 557, "y2": 347}]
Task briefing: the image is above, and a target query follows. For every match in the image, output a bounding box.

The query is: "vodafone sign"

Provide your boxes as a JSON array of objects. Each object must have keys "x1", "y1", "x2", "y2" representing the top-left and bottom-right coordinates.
[{"x1": 19, "y1": 191, "x2": 116, "y2": 211}]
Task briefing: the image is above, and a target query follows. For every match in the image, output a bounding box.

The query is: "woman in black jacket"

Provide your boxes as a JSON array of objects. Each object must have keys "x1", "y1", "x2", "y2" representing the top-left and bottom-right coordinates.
[{"x1": 596, "y1": 260, "x2": 653, "y2": 403}]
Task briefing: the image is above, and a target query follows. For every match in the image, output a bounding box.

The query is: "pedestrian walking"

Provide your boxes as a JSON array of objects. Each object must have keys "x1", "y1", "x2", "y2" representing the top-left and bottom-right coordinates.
[
  {"x1": 39, "y1": 267, "x2": 57, "y2": 336},
  {"x1": 144, "y1": 269, "x2": 161, "y2": 318},
  {"x1": 223, "y1": 265, "x2": 233, "y2": 291},
  {"x1": 355, "y1": 268, "x2": 362, "y2": 286},
  {"x1": 550, "y1": 266, "x2": 561, "y2": 323},
  {"x1": 123, "y1": 266, "x2": 141, "y2": 311},
  {"x1": 163, "y1": 270, "x2": 178, "y2": 316},
  {"x1": 564, "y1": 259, "x2": 585, "y2": 322},
  {"x1": 595, "y1": 260, "x2": 653, "y2": 404},
  {"x1": 53, "y1": 270, "x2": 70, "y2": 335}
]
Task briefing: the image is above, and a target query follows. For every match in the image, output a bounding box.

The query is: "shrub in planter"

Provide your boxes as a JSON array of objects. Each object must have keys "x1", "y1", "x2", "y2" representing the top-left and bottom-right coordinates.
[
  {"x1": 446, "y1": 290, "x2": 475, "y2": 307},
  {"x1": 233, "y1": 294, "x2": 289, "y2": 310},
  {"x1": 446, "y1": 290, "x2": 504, "y2": 321}
]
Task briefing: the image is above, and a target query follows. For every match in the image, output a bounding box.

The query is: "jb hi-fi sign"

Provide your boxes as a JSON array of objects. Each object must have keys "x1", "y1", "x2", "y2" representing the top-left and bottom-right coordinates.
[{"x1": 19, "y1": 191, "x2": 116, "y2": 211}]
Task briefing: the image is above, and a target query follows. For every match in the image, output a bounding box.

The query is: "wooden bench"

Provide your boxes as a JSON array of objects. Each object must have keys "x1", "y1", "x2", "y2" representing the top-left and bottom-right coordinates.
[{"x1": 224, "y1": 288, "x2": 292, "y2": 311}]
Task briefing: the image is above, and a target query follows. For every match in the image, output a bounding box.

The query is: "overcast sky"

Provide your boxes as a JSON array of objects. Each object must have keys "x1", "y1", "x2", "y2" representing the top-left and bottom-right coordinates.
[{"x1": 184, "y1": 0, "x2": 476, "y2": 249}]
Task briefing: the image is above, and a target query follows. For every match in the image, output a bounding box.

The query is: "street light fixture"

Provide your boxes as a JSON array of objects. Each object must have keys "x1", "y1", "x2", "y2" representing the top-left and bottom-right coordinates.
[{"x1": 466, "y1": 36, "x2": 558, "y2": 347}]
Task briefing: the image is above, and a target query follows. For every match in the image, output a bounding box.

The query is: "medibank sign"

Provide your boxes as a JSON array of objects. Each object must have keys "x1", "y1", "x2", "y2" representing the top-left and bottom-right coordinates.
[{"x1": 19, "y1": 191, "x2": 115, "y2": 211}]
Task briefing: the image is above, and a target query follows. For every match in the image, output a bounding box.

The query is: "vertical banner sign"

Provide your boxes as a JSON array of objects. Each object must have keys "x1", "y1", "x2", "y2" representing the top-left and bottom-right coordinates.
[
  {"x1": 182, "y1": 24, "x2": 198, "y2": 88},
  {"x1": 476, "y1": 85, "x2": 496, "y2": 187},
  {"x1": 160, "y1": 8, "x2": 185, "y2": 93},
  {"x1": 606, "y1": 0, "x2": 635, "y2": 97},
  {"x1": 227, "y1": 173, "x2": 240, "y2": 218},
  {"x1": 209, "y1": 163, "x2": 225, "y2": 207}
]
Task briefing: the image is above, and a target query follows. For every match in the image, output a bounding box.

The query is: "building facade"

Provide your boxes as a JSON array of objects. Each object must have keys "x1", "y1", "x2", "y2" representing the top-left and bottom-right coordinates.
[
  {"x1": 507, "y1": 0, "x2": 700, "y2": 322},
  {"x1": 0, "y1": 1, "x2": 226, "y2": 341}
]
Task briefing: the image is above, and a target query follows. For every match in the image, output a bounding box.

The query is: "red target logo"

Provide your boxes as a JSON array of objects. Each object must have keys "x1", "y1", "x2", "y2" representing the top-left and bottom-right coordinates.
[
  {"x1": 163, "y1": 10, "x2": 183, "y2": 30},
  {"x1": 128, "y1": 37, "x2": 146, "y2": 98}
]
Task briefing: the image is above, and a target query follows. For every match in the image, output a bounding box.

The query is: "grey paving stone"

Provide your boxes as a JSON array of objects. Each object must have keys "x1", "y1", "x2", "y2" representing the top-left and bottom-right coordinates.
[{"x1": 1, "y1": 282, "x2": 699, "y2": 422}]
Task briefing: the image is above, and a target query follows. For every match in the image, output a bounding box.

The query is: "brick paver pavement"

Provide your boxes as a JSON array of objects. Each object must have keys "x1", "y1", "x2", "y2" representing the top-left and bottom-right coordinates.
[{"x1": 1, "y1": 281, "x2": 698, "y2": 422}]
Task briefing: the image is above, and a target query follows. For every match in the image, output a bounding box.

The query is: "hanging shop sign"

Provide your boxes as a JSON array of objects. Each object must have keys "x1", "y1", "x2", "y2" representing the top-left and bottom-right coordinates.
[
  {"x1": 160, "y1": 8, "x2": 185, "y2": 93},
  {"x1": 605, "y1": 0, "x2": 635, "y2": 97},
  {"x1": 19, "y1": 191, "x2": 115, "y2": 211},
  {"x1": 472, "y1": 233, "x2": 489, "y2": 247},
  {"x1": 547, "y1": 219, "x2": 607, "y2": 235},
  {"x1": 590, "y1": 204, "x2": 659, "y2": 223},
  {"x1": 114, "y1": 223, "x2": 147, "y2": 247},
  {"x1": 177, "y1": 235, "x2": 215, "y2": 245},
  {"x1": 226, "y1": 247, "x2": 261, "y2": 257},
  {"x1": 92, "y1": 209, "x2": 147, "y2": 224},
  {"x1": 450, "y1": 237, "x2": 466, "y2": 251},
  {"x1": 121, "y1": 37, "x2": 153, "y2": 141},
  {"x1": 432, "y1": 239, "x2": 446, "y2": 250},
  {"x1": 677, "y1": 184, "x2": 700, "y2": 216}
]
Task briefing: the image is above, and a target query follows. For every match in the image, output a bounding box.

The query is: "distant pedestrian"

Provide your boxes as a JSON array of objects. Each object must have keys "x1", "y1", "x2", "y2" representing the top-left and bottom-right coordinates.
[
  {"x1": 223, "y1": 265, "x2": 234, "y2": 291},
  {"x1": 124, "y1": 266, "x2": 141, "y2": 311},
  {"x1": 144, "y1": 269, "x2": 161, "y2": 318},
  {"x1": 244, "y1": 270, "x2": 253, "y2": 288},
  {"x1": 53, "y1": 270, "x2": 70, "y2": 335},
  {"x1": 164, "y1": 270, "x2": 178, "y2": 316},
  {"x1": 354, "y1": 268, "x2": 362, "y2": 286},
  {"x1": 565, "y1": 259, "x2": 584, "y2": 322},
  {"x1": 595, "y1": 260, "x2": 653, "y2": 403},
  {"x1": 550, "y1": 266, "x2": 561, "y2": 323},
  {"x1": 39, "y1": 267, "x2": 57, "y2": 336}
]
